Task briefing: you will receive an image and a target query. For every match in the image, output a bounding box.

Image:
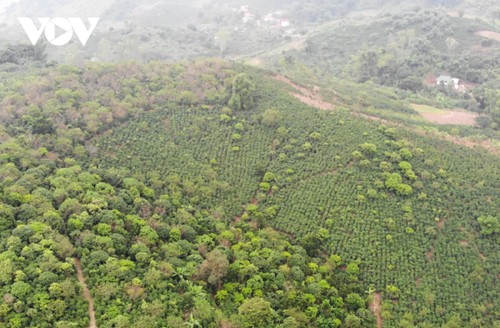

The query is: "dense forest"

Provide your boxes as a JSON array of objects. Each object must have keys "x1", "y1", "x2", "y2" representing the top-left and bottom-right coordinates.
[{"x1": 0, "y1": 59, "x2": 497, "y2": 327}]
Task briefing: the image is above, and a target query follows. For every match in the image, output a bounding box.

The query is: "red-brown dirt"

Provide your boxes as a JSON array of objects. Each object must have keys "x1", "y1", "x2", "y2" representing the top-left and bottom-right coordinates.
[
  {"x1": 437, "y1": 218, "x2": 447, "y2": 231},
  {"x1": 369, "y1": 292, "x2": 383, "y2": 328},
  {"x1": 271, "y1": 75, "x2": 498, "y2": 155},
  {"x1": 475, "y1": 31, "x2": 500, "y2": 42},
  {"x1": 426, "y1": 246, "x2": 435, "y2": 261},
  {"x1": 75, "y1": 258, "x2": 98, "y2": 328},
  {"x1": 273, "y1": 75, "x2": 334, "y2": 110},
  {"x1": 423, "y1": 74, "x2": 437, "y2": 87},
  {"x1": 419, "y1": 110, "x2": 479, "y2": 126}
]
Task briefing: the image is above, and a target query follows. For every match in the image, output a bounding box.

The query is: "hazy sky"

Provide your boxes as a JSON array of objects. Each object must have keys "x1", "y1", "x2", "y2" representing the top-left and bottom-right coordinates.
[{"x1": 0, "y1": 0, "x2": 20, "y2": 14}]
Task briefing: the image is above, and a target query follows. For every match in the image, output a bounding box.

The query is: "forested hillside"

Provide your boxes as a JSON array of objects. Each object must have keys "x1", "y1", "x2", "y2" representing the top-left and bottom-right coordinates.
[
  {"x1": 261, "y1": 9, "x2": 500, "y2": 130},
  {"x1": 0, "y1": 60, "x2": 375, "y2": 328},
  {"x1": 292, "y1": 11, "x2": 499, "y2": 85},
  {"x1": 0, "y1": 60, "x2": 497, "y2": 327}
]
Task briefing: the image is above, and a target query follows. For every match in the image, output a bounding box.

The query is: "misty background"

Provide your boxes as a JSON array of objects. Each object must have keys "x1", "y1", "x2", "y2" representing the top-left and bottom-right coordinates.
[{"x1": 0, "y1": 0, "x2": 498, "y2": 63}]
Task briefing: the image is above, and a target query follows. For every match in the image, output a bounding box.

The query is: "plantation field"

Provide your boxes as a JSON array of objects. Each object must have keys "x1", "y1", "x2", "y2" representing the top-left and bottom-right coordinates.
[
  {"x1": 0, "y1": 61, "x2": 378, "y2": 327},
  {"x1": 92, "y1": 69, "x2": 499, "y2": 327},
  {"x1": 0, "y1": 60, "x2": 497, "y2": 327}
]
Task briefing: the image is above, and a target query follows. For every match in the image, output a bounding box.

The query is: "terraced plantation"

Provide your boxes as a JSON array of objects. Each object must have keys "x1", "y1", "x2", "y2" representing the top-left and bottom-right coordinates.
[
  {"x1": 0, "y1": 1, "x2": 499, "y2": 327},
  {"x1": 0, "y1": 59, "x2": 497, "y2": 327},
  {"x1": 91, "y1": 65, "x2": 499, "y2": 327}
]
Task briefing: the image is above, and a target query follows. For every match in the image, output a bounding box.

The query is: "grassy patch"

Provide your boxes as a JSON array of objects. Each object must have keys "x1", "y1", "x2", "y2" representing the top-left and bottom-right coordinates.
[{"x1": 411, "y1": 103, "x2": 447, "y2": 114}]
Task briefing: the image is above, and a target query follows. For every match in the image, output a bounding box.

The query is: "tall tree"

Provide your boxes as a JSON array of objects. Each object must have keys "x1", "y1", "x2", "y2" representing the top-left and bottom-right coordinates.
[{"x1": 228, "y1": 73, "x2": 256, "y2": 111}]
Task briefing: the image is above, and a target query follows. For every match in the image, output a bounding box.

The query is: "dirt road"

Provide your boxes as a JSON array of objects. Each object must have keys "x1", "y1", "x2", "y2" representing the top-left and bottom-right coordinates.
[
  {"x1": 75, "y1": 258, "x2": 98, "y2": 328},
  {"x1": 370, "y1": 292, "x2": 383, "y2": 328}
]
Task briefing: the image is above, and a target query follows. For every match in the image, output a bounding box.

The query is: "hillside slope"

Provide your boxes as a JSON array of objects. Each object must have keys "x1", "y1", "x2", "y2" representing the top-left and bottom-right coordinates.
[
  {"x1": 260, "y1": 10, "x2": 499, "y2": 85},
  {"x1": 0, "y1": 60, "x2": 498, "y2": 327}
]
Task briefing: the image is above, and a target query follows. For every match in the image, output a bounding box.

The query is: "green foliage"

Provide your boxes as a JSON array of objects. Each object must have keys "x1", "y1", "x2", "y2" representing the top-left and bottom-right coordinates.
[
  {"x1": 360, "y1": 143, "x2": 378, "y2": 156},
  {"x1": 262, "y1": 108, "x2": 282, "y2": 127},
  {"x1": 384, "y1": 173, "x2": 413, "y2": 196},
  {"x1": 477, "y1": 215, "x2": 499, "y2": 236},
  {"x1": 284, "y1": 10, "x2": 499, "y2": 89},
  {"x1": 386, "y1": 284, "x2": 401, "y2": 299},
  {"x1": 0, "y1": 60, "x2": 497, "y2": 328},
  {"x1": 238, "y1": 297, "x2": 275, "y2": 327},
  {"x1": 228, "y1": 73, "x2": 256, "y2": 111},
  {"x1": 0, "y1": 43, "x2": 46, "y2": 65}
]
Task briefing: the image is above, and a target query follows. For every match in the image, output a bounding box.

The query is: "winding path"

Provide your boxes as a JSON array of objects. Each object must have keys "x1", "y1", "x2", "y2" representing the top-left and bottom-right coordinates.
[{"x1": 74, "y1": 258, "x2": 98, "y2": 328}]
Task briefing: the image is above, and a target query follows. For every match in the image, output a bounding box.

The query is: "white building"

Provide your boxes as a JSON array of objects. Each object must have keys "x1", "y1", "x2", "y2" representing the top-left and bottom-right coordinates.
[{"x1": 436, "y1": 75, "x2": 460, "y2": 90}]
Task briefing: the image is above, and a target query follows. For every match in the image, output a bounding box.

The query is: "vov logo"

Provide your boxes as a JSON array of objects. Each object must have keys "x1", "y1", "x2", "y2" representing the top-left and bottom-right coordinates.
[{"x1": 18, "y1": 17, "x2": 100, "y2": 46}]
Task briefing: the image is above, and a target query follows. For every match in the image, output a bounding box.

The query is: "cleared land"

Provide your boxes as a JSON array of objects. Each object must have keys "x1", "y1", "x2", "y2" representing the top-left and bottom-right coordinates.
[
  {"x1": 273, "y1": 75, "x2": 334, "y2": 110},
  {"x1": 272, "y1": 77, "x2": 496, "y2": 154},
  {"x1": 475, "y1": 31, "x2": 500, "y2": 42},
  {"x1": 411, "y1": 104, "x2": 478, "y2": 126}
]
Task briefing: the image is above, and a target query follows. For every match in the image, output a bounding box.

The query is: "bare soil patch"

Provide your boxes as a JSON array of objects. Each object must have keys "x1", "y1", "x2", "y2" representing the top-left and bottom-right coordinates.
[
  {"x1": 273, "y1": 75, "x2": 334, "y2": 110},
  {"x1": 423, "y1": 74, "x2": 437, "y2": 87},
  {"x1": 359, "y1": 112, "x2": 499, "y2": 155},
  {"x1": 440, "y1": 134, "x2": 498, "y2": 155},
  {"x1": 472, "y1": 44, "x2": 494, "y2": 54},
  {"x1": 369, "y1": 292, "x2": 383, "y2": 328},
  {"x1": 246, "y1": 58, "x2": 264, "y2": 67},
  {"x1": 461, "y1": 81, "x2": 478, "y2": 91},
  {"x1": 290, "y1": 92, "x2": 334, "y2": 110},
  {"x1": 270, "y1": 77, "x2": 498, "y2": 155},
  {"x1": 426, "y1": 246, "x2": 435, "y2": 261},
  {"x1": 419, "y1": 110, "x2": 478, "y2": 126},
  {"x1": 437, "y1": 218, "x2": 446, "y2": 231},
  {"x1": 475, "y1": 31, "x2": 500, "y2": 42},
  {"x1": 75, "y1": 258, "x2": 98, "y2": 328},
  {"x1": 412, "y1": 104, "x2": 479, "y2": 126},
  {"x1": 447, "y1": 12, "x2": 474, "y2": 19}
]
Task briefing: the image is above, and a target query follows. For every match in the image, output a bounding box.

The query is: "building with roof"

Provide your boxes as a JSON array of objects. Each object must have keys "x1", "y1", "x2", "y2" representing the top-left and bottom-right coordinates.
[{"x1": 436, "y1": 75, "x2": 460, "y2": 89}]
